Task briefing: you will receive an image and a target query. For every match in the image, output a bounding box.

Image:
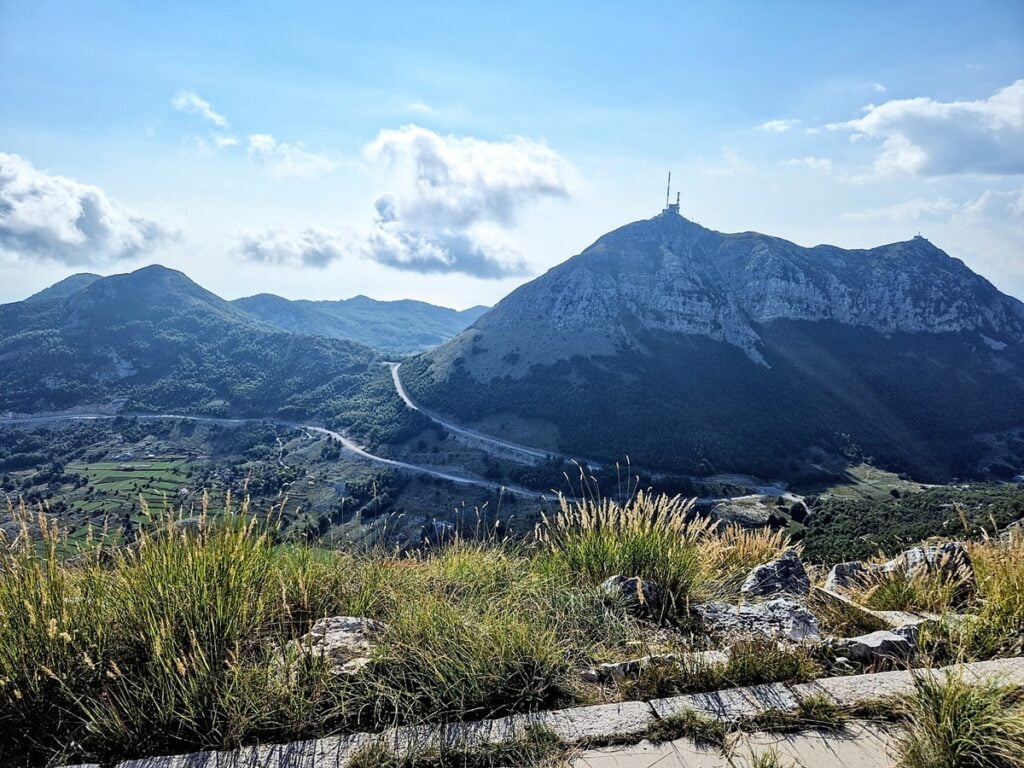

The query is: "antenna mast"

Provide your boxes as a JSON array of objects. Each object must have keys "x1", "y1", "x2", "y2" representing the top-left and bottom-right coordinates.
[{"x1": 666, "y1": 172, "x2": 671, "y2": 208}]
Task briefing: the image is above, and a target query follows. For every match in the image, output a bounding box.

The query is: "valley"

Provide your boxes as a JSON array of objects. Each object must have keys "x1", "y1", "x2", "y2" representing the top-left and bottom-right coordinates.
[{"x1": 2, "y1": 211, "x2": 1022, "y2": 559}]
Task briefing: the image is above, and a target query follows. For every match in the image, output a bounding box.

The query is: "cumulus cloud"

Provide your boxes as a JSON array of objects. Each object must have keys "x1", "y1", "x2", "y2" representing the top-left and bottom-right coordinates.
[
  {"x1": 0, "y1": 153, "x2": 174, "y2": 265},
  {"x1": 835, "y1": 80, "x2": 1024, "y2": 176},
  {"x1": 357, "y1": 124, "x2": 572, "y2": 276},
  {"x1": 757, "y1": 119, "x2": 800, "y2": 133},
  {"x1": 171, "y1": 90, "x2": 229, "y2": 128},
  {"x1": 353, "y1": 222, "x2": 526, "y2": 277},
  {"x1": 234, "y1": 125, "x2": 572, "y2": 276},
  {"x1": 235, "y1": 226, "x2": 346, "y2": 267},
  {"x1": 246, "y1": 134, "x2": 339, "y2": 178}
]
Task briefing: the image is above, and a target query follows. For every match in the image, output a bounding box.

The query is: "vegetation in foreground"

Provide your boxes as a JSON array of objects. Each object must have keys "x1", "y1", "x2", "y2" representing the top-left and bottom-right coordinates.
[
  {"x1": 0, "y1": 489, "x2": 1022, "y2": 766},
  {"x1": 896, "y1": 671, "x2": 1024, "y2": 768},
  {"x1": 0, "y1": 491, "x2": 789, "y2": 766}
]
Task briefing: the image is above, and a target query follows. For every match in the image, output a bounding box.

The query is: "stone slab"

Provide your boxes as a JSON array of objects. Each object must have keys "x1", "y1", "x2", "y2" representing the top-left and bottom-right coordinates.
[
  {"x1": 791, "y1": 656, "x2": 1024, "y2": 708},
  {"x1": 574, "y1": 722, "x2": 899, "y2": 767},
  {"x1": 650, "y1": 682, "x2": 796, "y2": 721},
  {"x1": 533, "y1": 701, "x2": 658, "y2": 741},
  {"x1": 86, "y1": 657, "x2": 1024, "y2": 768}
]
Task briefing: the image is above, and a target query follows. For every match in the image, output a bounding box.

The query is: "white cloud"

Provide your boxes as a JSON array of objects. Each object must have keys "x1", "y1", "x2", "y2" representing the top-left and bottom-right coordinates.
[
  {"x1": 353, "y1": 221, "x2": 527, "y2": 277},
  {"x1": 357, "y1": 124, "x2": 573, "y2": 275},
  {"x1": 246, "y1": 133, "x2": 339, "y2": 178},
  {"x1": 836, "y1": 79, "x2": 1024, "y2": 176},
  {"x1": 757, "y1": 119, "x2": 800, "y2": 133},
  {"x1": 869, "y1": 82, "x2": 887, "y2": 94},
  {"x1": 364, "y1": 124, "x2": 573, "y2": 228},
  {"x1": 235, "y1": 226, "x2": 346, "y2": 267},
  {"x1": 0, "y1": 153, "x2": 175, "y2": 265},
  {"x1": 171, "y1": 90, "x2": 230, "y2": 129},
  {"x1": 234, "y1": 125, "x2": 573, "y2": 277}
]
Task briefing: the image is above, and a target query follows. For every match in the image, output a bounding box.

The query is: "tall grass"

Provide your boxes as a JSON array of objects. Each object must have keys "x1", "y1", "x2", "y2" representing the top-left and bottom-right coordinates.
[
  {"x1": 896, "y1": 670, "x2": 1024, "y2": 768},
  {"x1": 535, "y1": 491, "x2": 789, "y2": 607},
  {"x1": 0, "y1": 499, "x2": 633, "y2": 765}
]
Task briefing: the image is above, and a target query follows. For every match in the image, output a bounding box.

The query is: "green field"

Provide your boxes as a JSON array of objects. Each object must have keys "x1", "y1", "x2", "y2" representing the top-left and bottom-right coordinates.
[{"x1": 67, "y1": 458, "x2": 198, "y2": 517}]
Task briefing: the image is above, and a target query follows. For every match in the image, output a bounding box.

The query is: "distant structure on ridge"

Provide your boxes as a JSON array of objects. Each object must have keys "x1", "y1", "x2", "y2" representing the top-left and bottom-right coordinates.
[{"x1": 663, "y1": 172, "x2": 680, "y2": 215}]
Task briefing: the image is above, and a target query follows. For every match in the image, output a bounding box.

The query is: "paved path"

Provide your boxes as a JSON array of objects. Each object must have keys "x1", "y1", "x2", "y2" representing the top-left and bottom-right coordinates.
[
  {"x1": 65, "y1": 657, "x2": 1024, "y2": 768},
  {"x1": 574, "y1": 721, "x2": 898, "y2": 767}
]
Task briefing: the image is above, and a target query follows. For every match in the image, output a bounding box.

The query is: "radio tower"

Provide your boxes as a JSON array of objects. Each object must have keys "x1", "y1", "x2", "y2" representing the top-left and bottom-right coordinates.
[{"x1": 663, "y1": 172, "x2": 680, "y2": 215}]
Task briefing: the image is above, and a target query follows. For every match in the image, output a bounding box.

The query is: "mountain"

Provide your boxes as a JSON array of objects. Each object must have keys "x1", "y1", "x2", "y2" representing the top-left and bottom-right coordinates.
[
  {"x1": 23, "y1": 273, "x2": 102, "y2": 303},
  {"x1": 0, "y1": 265, "x2": 382, "y2": 421},
  {"x1": 233, "y1": 293, "x2": 488, "y2": 355},
  {"x1": 401, "y1": 210, "x2": 1024, "y2": 482}
]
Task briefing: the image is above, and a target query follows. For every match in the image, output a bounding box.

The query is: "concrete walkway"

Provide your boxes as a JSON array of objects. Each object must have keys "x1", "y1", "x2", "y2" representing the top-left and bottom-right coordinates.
[
  {"x1": 65, "y1": 657, "x2": 1024, "y2": 768},
  {"x1": 574, "y1": 722, "x2": 899, "y2": 767}
]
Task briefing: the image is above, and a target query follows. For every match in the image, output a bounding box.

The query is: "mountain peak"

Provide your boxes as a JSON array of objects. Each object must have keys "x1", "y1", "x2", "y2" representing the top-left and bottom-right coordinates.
[{"x1": 23, "y1": 272, "x2": 102, "y2": 303}]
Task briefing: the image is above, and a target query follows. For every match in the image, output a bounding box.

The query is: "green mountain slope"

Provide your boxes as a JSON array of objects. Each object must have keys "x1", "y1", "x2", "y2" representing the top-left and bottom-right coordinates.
[
  {"x1": 402, "y1": 212, "x2": 1024, "y2": 483},
  {"x1": 0, "y1": 265, "x2": 382, "y2": 421},
  {"x1": 233, "y1": 293, "x2": 488, "y2": 355},
  {"x1": 22, "y1": 273, "x2": 102, "y2": 303}
]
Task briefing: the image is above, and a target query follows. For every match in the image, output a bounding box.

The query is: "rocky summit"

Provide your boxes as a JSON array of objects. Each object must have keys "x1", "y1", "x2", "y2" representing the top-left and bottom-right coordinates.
[{"x1": 402, "y1": 210, "x2": 1024, "y2": 481}]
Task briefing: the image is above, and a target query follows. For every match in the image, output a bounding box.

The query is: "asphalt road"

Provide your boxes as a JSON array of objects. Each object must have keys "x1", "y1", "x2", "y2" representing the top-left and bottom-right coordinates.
[{"x1": 0, "y1": 412, "x2": 553, "y2": 500}]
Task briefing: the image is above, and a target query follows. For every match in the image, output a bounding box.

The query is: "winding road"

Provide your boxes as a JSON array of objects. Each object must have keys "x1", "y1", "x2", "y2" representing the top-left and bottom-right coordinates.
[
  {"x1": 0, "y1": 412, "x2": 554, "y2": 500},
  {"x1": 388, "y1": 362, "x2": 602, "y2": 469}
]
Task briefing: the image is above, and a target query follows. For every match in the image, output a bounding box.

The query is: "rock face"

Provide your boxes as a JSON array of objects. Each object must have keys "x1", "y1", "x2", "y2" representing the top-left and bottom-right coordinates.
[
  {"x1": 693, "y1": 599, "x2": 820, "y2": 644},
  {"x1": 462, "y1": 215, "x2": 1024, "y2": 367},
  {"x1": 741, "y1": 549, "x2": 810, "y2": 598},
  {"x1": 601, "y1": 575, "x2": 666, "y2": 618},
  {"x1": 407, "y1": 210, "x2": 1024, "y2": 481},
  {"x1": 292, "y1": 616, "x2": 382, "y2": 676}
]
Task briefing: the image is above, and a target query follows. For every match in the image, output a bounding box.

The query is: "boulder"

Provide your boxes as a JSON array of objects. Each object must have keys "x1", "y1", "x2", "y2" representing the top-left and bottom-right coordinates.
[
  {"x1": 882, "y1": 542, "x2": 973, "y2": 581},
  {"x1": 291, "y1": 616, "x2": 383, "y2": 676},
  {"x1": 832, "y1": 629, "x2": 914, "y2": 663},
  {"x1": 601, "y1": 575, "x2": 666, "y2": 618},
  {"x1": 741, "y1": 549, "x2": 810, "y2": 598},
  {"x1": 711, "y1": 496, "x2": 776, "y2": 527},
  {"x1": 823, "y1": 561, "x2": 875, "y2": 593},
  {"x1": 693, "y1": 598, "x2": 820, "y2": 644},
  {"x1": 882, "y1": 541, "x2": 975, "y2": 604}
]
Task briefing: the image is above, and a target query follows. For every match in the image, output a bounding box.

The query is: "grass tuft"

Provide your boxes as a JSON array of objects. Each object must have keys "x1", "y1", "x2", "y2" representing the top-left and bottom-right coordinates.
[{"x1": 896, "y1": 671, "x2": 1024, "y2": 768}]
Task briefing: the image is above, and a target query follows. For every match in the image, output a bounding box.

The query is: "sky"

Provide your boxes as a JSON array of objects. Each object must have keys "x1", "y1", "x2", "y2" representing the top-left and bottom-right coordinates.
[{"x1": 1, "y1": 0, "x2": 1023, "y2": 308}]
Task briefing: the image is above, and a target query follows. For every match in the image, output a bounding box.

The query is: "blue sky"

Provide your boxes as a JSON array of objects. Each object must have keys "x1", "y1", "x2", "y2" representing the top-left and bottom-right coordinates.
[{"x1": 1, "y1": 0, "x2": 1022, "y2": 306}]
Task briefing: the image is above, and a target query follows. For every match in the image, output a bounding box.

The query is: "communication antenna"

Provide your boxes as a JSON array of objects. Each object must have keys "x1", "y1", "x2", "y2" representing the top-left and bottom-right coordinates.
[{"x1": 662, "y1": 172, "x2": 681, "y2": 215}]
